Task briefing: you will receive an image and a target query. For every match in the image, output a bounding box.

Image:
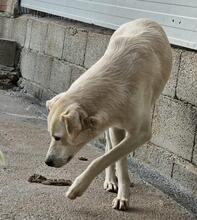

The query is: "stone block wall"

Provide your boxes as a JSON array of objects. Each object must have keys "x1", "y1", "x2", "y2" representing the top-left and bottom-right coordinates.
[
  {"x1": 0, "y1": 15, "x2": 112, "y2": 99},
  {"x1": 1, "y1": 14, "x2": 197, "y2": 211}
]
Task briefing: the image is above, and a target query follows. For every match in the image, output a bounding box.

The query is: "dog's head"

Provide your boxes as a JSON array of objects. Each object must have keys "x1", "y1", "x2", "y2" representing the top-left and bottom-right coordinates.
[{"x1": 45, "y1": 95, "x2": 98, "y2": 168}]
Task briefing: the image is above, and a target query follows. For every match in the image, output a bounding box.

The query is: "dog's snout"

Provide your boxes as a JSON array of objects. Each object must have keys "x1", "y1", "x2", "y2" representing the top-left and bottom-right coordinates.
[{"x1": 45, "y1": 158, "x2": 54, "y2": 167}]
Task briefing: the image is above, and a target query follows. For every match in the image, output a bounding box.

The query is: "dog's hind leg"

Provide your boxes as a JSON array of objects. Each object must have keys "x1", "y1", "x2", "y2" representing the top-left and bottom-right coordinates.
[
  {"x1": 103, "y1": 129, "x2": 118, "y2": 193},
  {"x1": 109, "y1": 128, "x2": 130, "y2": 210}
]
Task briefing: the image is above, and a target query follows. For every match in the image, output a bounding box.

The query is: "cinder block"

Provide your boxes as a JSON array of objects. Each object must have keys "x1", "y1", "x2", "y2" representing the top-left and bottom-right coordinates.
[
  {"x1": 19, "y1": 78, "x2": 55, "y2": 101},
  {"x1": 1, "y1": 17, "x2": 14, "y2": 39},
  {"x1": 0, "y1": 39, "x2": 16, "y2": 66},
  {"x1": 20, "y1": 49, "x2": 36, "y2": 80},
  {"x1": 63, "y1": 28, "x2": 87, "y2": 65},
  {"x1": 162, "y1": 48, "x2": 182, "y2": 97},
  {"x1": 12, "y1": 16, "x2": 27, "y2": 46},
  {"x1": 176, "y1": 51, "x2": 197, "y2": 106},
  {"x1": 19, "y1": 78, "x2": 43, "y2": 100},
  {"x1": 135, "y1": 143, "x2": 174, "y2": 177},
  {"x1": 29, "y1": 19, "x2": 48, "y2": 53},
  {"x1": 0, "y1": 17, "x2": 3, "y2": 37},
  {"x1": 84, "y1": 32, "x2": 111, "y2": 68},
  {"x1": 70, "y1": 64, "x2": 86, "y2": 85},
  {"x1": 49, "y1": 59, "x2": 72, "y2": 93},
  {"x1": 33, "y1": 53, "x2": 52, "y2": 88},
  {"x1": 152, "y1": 96, "x2": 197, "y2": 160},
  {"x1": 193, "y1": 134, "x2": 197, "y2": 165},
  {"x1": 41, "y1": 87, "x2": 56, "y2": 101},
  {"x1": 172, "y1": 159, "x2": 197, "y2": 193},
  {"x1": 45, "y1": 24, "x2": 65, "y2": 59},
  {"x1": 24, "y1": 19, "x2": 33, "y2": 49}
]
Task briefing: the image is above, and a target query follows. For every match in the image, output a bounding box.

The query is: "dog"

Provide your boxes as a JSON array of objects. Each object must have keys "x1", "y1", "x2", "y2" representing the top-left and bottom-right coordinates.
[{"x1": 45, "y1": 18, "x2": 172, "y2": 210}]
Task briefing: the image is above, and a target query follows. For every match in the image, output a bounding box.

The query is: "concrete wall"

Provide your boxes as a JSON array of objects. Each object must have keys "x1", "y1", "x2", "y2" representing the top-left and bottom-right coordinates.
[{"x1": 1, "y1": 14, "x2": 197, "y2": 212}]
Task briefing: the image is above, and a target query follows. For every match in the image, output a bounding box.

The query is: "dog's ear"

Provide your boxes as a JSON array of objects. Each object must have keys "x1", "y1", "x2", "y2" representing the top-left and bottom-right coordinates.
[
  {"x1": 46, "y1": 93, "x2": 65, "y2": 112},
  {"x1": 84, "y1": 116, "x2": 98, "y2": 130},
  {"x1": 46, "y1": 100, "x2": 52, "y2": 112},
  {"x1": 61, "y1": 104, "x2": 88, "y2": 140}
]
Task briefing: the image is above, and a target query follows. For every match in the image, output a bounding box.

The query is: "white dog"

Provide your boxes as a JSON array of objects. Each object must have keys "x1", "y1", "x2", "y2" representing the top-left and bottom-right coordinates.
[{"x1": 45, "y1": 18, "x2": 172, "y2": 210}]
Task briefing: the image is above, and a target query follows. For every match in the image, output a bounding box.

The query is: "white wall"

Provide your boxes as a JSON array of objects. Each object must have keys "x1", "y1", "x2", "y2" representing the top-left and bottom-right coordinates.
[{"x1": 21, "y1": 0, "x2": 197, "y2": 50}]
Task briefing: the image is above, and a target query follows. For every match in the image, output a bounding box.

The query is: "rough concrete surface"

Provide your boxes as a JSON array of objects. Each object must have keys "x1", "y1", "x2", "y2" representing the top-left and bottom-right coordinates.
[
  {"x1": 177, "y1": 51, "x2": 197, "y2": 106},
  {"x1": 84, "y1": 32, "x2": 111, "y2": 68},
  {"x1": 152, "y1": 95, "x2": 197, "y2": 160},
  {"x1": 0, "y1": 90, "x2": 195, "y2": 220},
  {"x1": 193, "y1": 134, "x2": 197, "y2": 165},
  {"x1": 29, "y1": 19, "x2": 48, "y2": 53},
  {"x1": 49, "y1": 59, "x2": 72, "y2": 93},
  {"x1": 162, "y1": 48, "x2": 182, "y2": 98},
  {"x1": 63, "y1": 28, "x2": 87, "y2": 66},
  {"x1": 45, "y1": 24, "x2": 65, "y2": 59},
  {"x1": 134, "y1": 143, "x2": 174, "y2": 178},
  {"x1": 172, "y1": 159, "x2": 197, "y2": 194}
]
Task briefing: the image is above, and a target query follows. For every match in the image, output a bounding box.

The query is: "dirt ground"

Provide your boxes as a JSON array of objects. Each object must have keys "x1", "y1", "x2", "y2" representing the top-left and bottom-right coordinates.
[{"x1": 0, "y1": 90, "x2": 195, "y2": 220}]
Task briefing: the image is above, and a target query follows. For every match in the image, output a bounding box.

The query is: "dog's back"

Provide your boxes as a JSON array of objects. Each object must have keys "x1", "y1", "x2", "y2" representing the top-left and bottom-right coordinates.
[
  {"x1": 68, "y1": 19, "x2": 172, "y2": 116},
  {"x1": 106, "y1": 18, "x2": 172, "y2": 98},
  {"x1": 46, "y1": 20, "x2": 172, "y2": 206}
]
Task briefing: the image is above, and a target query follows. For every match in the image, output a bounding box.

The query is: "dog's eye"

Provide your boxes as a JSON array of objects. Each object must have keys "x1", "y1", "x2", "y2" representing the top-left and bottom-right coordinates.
[{"x1": 54, "y1": 136, "x2": 61, "y2": 141}]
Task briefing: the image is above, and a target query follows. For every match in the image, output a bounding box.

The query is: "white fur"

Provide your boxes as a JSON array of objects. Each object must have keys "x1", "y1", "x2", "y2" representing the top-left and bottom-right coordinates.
[{"x1": 45, "y1": 19, "x2": 172, "y2": 210}]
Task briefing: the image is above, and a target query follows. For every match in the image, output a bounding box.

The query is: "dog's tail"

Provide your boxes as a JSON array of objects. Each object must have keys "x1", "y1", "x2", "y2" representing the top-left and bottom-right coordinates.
[{"x1": 0, "y1": 150, "x2": 5, "y2": 165}]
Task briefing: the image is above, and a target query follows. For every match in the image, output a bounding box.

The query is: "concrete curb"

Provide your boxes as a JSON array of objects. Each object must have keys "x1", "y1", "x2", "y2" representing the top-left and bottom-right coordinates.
[{"x1": 127, "y1": 156, "x2": 197, "y2": 216}]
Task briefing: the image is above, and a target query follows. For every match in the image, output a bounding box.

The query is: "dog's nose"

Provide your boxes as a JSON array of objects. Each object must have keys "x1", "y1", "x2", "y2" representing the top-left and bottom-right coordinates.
[{"x1": 45, "y1": 158, "x2": 54, "y2": 167}]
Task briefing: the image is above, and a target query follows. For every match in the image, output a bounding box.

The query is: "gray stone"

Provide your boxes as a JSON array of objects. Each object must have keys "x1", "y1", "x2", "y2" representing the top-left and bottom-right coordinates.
[
  {"x1": 49, "y1": 59, "x2": 72, "y2": 93},
  {"x1": 19, "y1": 78, "x2": 44, "y2": 100},
  {"x1": 41, "y1": 87, "x2": 56, "y2": 101},
  {"x1": 33, "y1": 53, "x2": 52, "y2": 88},
  {"x1": 176, "y1": 51, "x2": 197, "y2": 106},
  {"x1": 193, "y1": 133, "x2": 197, "y2": 165},
  {"x1": 0, "y1": 66, "x2": 19, "y2": 89},
  {"x1": 152, "y1": 96, "x2": 197, "y2": 160},
  {"x1": 19, "y1": 78, "x2": 55, "y2": 101},
  {"x1": 162, "y1": 48, "x2": 182, "y2": 97},
  {"x1": 0, "y1": 38, "x2": 16, "y2": 67},
  {"x1": 172, "y1": 159, "x2": 197, "y2": 194},
  {"x1": 20, "y1": 49, "x2": 36, "y2": 81},
  {"x1": 29, "y1": 19, "x2": 48, "y2": 53},
  {"x1": 63, "y1": 28, "x2": 87, "y2": 65},
  {"x1": 70, "y1": 64, "x2": 86, "y2": 85},
  {"x1": 24, "y1": 19, "x2": 33, "y2": 49},
  {"x1": 45, "y1": 24, "x2": 65, "y2": 59},
  {"x1": 134, "y1": 143, "x2": 174, "y2": 177},
  {"x1": 12, "y1": 16, "x2": 27, "y2": 46},
  {"x1": 84, "y1": 32, "x2": 111, "y2": 68},
  {"x1": 1, "y1": 17, "x2": 14, "y2": 39},
  {"x1": 0, "y1": 17, "x2": 3, "y2": 37}
]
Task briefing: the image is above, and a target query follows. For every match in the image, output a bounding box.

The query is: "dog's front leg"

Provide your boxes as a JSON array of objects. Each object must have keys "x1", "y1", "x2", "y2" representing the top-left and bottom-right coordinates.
[
  {"x1": 66, "y1": 129, "x2": 150, "y2": 200},
  {"x1": 66, "y1": 134, "x2": 132, "y2": 200}
]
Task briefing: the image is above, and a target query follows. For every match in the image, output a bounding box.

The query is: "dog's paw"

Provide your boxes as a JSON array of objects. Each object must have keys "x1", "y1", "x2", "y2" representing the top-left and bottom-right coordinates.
[
  {"x1": 112, "y1": 197, "x2": 129, "y2": 211},
  {"x1": 66, "y1": 185, "x2": 82, "y2": 200},
  {"x1": 66, "y1": 177, "x2": 88, "y2": 200},
  {"x1": 104, "y1": 180, "x2": 118, "y2": 193}
]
